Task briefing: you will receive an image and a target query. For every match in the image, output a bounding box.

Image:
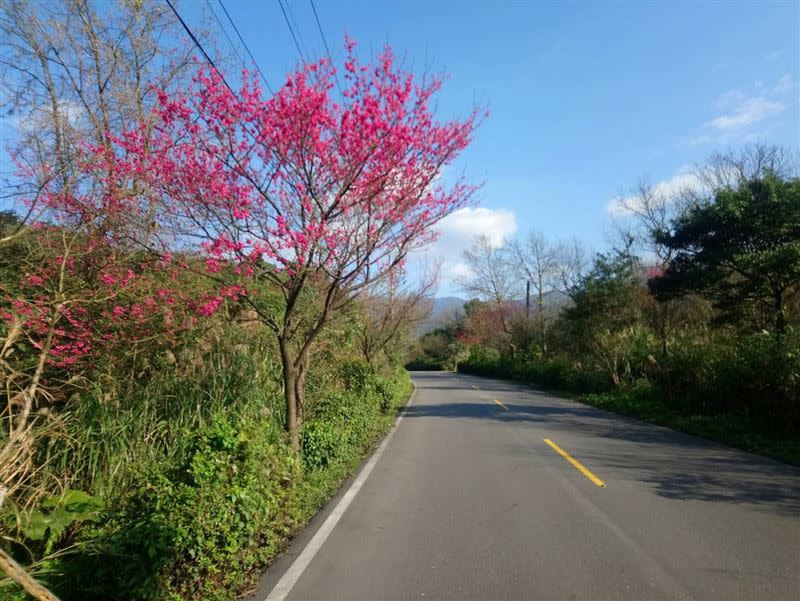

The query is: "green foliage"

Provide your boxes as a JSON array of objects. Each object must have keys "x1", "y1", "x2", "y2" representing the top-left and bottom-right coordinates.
[
  {"x1": 587, "y1": 325, "x2": 658, "y2": 386},
  {"x1": 407, "y1": 324, "x2": 469, "y2": 371},
  {"x1": 8, "y1": 491, "x2": 104, "y2": 558},
  {"x1": 44, "y1": 412, "x2": 297, "y2": 600},
  {"x1": 303, "y1": 366, "x2": 410, "y2": 471},
  {"x1": 653, "y1": 174, "x2": 800, "y2": 333},
  {"x1": 301, "y1": 417, "x2": 348, "y2": 471},
  {"x1": 656, "y1": 328, "x2": 800, "y2": 427},
  {"x1": 404, "y1": 355, "x2": 447, "y2": 370},
  {"x1": 340, "y1": 360, "x2": 378, "y2": 394},
  {"x1": 564, "y1": 250, "x2": 642, "y2": 346},
  {"x1": 1, "y1": 315, "x2": 412, "y2": 600},
  {"x1": 579, "y1": 389, "x2": 800, "y2": 466}
]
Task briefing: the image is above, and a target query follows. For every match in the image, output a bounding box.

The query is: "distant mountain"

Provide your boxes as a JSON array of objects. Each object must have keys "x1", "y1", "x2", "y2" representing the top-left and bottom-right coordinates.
[
  {"x1": 418, "y1": 291, "x2": 572, "y2": 335},
  {"x1": 419, "y1": 296, "x2": 465, "y2": 333},
  {"x1": 538, "y1": 289, "x2": 571, "y2": 310}
]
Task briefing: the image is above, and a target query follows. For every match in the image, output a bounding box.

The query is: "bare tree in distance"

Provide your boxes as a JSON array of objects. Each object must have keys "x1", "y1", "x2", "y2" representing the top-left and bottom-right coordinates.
[
  {"x1": 609, "y1": 178, "x2": 693, "y2": 266},
  {"x1": 456, "y1": 234, "x2": 520, "y2": 343},
  {"x1": 552, "y1": 238, "x2": 588, "y2": 297},
  {"x1": 355, "y1": 261, "x2": 440, "y2": 365},
  {"x1": 510, "y1": 230, "x2": 559, "y2": 355},
  {"x1": 610, "y1": 143, "x2": 798, "y2": 267},
  {"x1": 698, "y1": 143, "x2": 798, "y2": 193}
]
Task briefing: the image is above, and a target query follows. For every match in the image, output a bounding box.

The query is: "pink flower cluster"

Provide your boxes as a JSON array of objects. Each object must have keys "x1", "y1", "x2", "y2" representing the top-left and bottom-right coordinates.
[{"x1": 108, "y1": 38, "x2": 478, "y2": 287}]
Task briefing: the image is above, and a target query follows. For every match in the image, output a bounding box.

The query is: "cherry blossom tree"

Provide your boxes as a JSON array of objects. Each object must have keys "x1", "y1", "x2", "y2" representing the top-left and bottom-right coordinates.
[{"x1": 111, "y1": 41, "x2": 481, "y2": 446}]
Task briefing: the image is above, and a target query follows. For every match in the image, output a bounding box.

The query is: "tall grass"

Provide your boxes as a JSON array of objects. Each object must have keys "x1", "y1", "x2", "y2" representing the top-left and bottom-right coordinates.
[{"x1": 35, "y1": 335, "x2": 284, "y2": 500}]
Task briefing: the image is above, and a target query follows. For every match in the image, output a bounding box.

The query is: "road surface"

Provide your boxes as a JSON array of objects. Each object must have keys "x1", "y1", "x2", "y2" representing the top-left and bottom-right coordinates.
[{"x1": 249, "y1": 371, "x2": 800, "y2": 601}]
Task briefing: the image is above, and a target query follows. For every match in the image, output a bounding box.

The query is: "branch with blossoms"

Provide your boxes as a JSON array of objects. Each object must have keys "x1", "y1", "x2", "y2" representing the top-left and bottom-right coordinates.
[{"x1": 101, "y1": 38, "x2": 481, "y2": 446}]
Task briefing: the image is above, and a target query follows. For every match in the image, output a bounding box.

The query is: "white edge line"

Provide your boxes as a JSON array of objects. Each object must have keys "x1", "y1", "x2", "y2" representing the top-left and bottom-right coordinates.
[{"x1": 263, "y1": 384, "x2": 417, "y2": 601}]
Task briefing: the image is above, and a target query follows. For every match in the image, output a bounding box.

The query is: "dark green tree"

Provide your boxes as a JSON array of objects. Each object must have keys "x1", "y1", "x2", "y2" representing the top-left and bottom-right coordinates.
[
  {"x1": 564, "y1": 250, "x2": 641, "y2": 337},
  {"x1": 463, "y1": 298, "x2": 488, "y2": 318},
  {"x1": 651, "y1": 174, "x2": 800, "y2": 335}
]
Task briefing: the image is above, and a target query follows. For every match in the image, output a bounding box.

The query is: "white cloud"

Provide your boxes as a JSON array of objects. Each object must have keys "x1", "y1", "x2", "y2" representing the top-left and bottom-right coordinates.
[
  {"x1": 690, "y1": 75, "x2": 793, "y2": 144},
  {"x1": 413, "y1": 206, "x2": 518, "y2": 286},
  {"x1": 449, "y1": 261, "x2": 473, "y2": 279},
  {"x1": 715, "y1": 89, "x2": 745, "y2": 109},
  {"x1": 436, "y1": 206, "x2": 517, "y2": 248},
  {"x1": 607, "y1": 166, "x2": 702, "y2": 217},
  {"x1": 709, "y1": 97, "x2": 784, "y2": 130}
]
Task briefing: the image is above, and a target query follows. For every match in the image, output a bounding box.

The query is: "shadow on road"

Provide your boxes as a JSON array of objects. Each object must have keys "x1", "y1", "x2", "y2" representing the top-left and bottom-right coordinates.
[{"x1": 405, "y1": 375, "x2": 800, "y2": 517}]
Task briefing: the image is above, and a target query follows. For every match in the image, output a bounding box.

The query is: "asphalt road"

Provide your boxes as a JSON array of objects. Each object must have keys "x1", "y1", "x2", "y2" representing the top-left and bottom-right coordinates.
[{"x1": 250, "y1": 371, "x2": 800, "y2": 601}]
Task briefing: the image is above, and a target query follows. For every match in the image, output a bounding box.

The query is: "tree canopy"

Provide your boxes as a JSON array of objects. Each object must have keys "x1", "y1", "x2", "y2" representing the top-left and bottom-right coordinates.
[{"x1": 651, "y1": 174, "x2": 800, "y2": 334}]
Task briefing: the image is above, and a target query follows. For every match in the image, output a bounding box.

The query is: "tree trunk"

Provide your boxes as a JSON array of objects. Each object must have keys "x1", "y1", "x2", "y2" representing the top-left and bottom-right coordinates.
[
  {"x1": 537, "y1": 285, "x2": 546, "y2": 357},
  {"x1": 294, "y1": 355, "x2": 309, "y2": 425},
  {"x1": 775, "y1": 289, "x2": 786, "y2": 336},
  {"x1": 279, "y1": 338, "x2": 300, "y2": 449}
]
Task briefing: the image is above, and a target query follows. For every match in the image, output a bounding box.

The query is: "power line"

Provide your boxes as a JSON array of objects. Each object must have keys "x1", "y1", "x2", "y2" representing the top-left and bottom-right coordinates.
[
  {"x1": 205, "y1": 0, "x2": 246, "y2": 69},
  {"x1": 217, "y1": 0, "x2": 275, "y2": 94},
  {"x1": 277, "y1": 0, "x2": 306, "y2": 66},
  {"x1": 309, "y1": 0, "x2": 344, "y2": 100},
  {"x1": 164, "y1": 0, "x2": 234, "y2": 95},
  {"x1": 284, "y1": 0, "x2": 311, "y2": 63}
]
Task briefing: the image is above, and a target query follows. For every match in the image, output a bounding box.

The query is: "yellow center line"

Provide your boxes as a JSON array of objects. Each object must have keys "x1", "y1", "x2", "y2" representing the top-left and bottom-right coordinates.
[
  {"x1": 543, "y1": 438, "x2": 605, "y2": 488},
  {"x1": 493, "y1": 399, "x2": 508, "y2": 410}
]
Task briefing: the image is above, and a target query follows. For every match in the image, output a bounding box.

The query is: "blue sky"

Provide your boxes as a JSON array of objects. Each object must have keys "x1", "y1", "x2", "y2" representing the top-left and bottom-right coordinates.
[
  {"x1": 3, "y1": 1, "x2": 798, "y2": 295},
  {"x1": 196, "y1": 0, "x2": 798, "y2": 294}
]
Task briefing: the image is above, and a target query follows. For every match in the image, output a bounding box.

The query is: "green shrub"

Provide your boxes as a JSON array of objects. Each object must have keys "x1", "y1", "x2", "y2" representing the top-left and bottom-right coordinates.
[
  {"x1": 54, "y1": 413, "x2": 302, "y2": 601},
  {"x1": 405, "y1": 356, "x2": 446, "y2": 370},
  {"x1": 339, "y1": 360, "x2": 378, "y2": 395},
  {"x1": 301, "y1": 417, "x2": 348, "y2": 471},
  {"x1": 375, "y1": 378, "x2": 395, "y2": 414},
  {"x1": 460, "y1": 354, "x2": 612, "y2": 393}
]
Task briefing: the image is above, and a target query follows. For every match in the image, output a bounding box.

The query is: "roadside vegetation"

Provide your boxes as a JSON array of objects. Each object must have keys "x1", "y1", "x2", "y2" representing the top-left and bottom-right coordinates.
[
  {"x1": 0, "y1": 1, "x2": 467, "y2": 598},
  {"x1": 409, "y1": 145, "x2": 800, "y2": 466}
]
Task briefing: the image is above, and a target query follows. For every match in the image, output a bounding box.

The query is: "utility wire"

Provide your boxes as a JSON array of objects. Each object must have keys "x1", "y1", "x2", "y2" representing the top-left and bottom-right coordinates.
[
  {"x1": 164, "y1": 0, "x2": 234, "y2": 95},
  {"x1": 309, "y1": 0, "x2": 345, "y2": 100},
  {"x1": 217, "y1": 0, "x2": 275, "y2": 94},
  {"x1": 277, "y1": 0, "x2": 306, "y2": 66},
  {"x1": 284, "y1": 0, "x2": 311, "y2": 63},
  {"x1": 205, "y1": 0, "x2": 246, "y2": 69}
]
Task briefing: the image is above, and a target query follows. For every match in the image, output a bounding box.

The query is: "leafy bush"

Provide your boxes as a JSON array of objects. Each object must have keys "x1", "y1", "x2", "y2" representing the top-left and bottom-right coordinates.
[
  {"x1": 404, "y1": 356, "x2": 446, "y2": 370},
  {"x1": 54, "y1": 414, "x2": 301, "y2": 600},
  {"x1": 302, "y1": 416, "x2": 349, "y2": 471},
  {"x1": 375, "y1": 378, "x2": 395, "y2": 414},
  {"x1": 339, "y1": 360, "x2": 379, "y2": 395}
]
